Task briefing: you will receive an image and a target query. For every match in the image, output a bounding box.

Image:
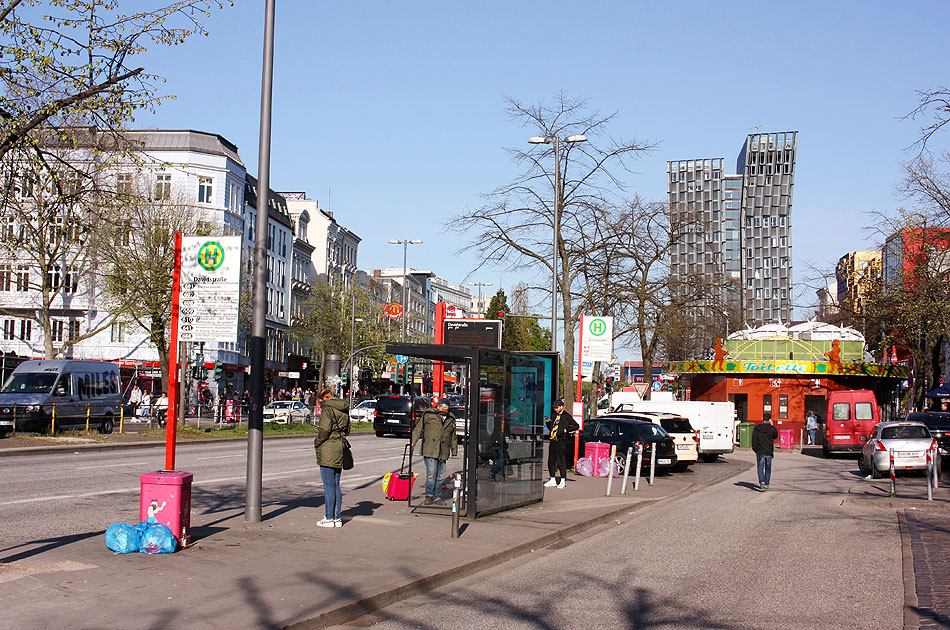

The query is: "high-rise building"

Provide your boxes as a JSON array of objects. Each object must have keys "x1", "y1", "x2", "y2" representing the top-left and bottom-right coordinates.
[
  {"x1": 835, "y1": 250, "x2": 882, "y2": 319},
  {"x1": 667, "y1": 131, "x2": 797, "y2": 329}
]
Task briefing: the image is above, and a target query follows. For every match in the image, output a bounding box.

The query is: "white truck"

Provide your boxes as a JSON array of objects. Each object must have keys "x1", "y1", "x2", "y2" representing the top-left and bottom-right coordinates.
[{"x1": 614, "y1": 400, "x2": 736, "y2": 462}]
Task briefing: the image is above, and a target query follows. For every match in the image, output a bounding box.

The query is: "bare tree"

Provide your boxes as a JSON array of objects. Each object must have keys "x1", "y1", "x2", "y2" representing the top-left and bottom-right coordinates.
[
  {"x1": 0, "y1": 138, "x2": 117, "y2": 357},
  {"x1": 0, "y1": 0, "x2": 227, "y2": 162},
  {"x1": 449, "y1": 94, "x2": 654, "y2": 402},
  {"x1": 97, "y1": 179, "x2": 219, "y2": 392},
  {"x1": 904, "y1": 86, "x2": 950, "y2": 152}
]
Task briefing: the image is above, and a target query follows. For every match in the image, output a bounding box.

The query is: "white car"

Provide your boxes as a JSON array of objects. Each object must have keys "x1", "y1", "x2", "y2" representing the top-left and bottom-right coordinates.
[
  {"x1": 262, "y1": 401, "x2": 311, "y2": 424},
  {"x1": 349, "y1": 399, "x2": 376, "y2": 422},
  {"x1": 859, "y1": 421, "x2": 941, "y2": 479}
]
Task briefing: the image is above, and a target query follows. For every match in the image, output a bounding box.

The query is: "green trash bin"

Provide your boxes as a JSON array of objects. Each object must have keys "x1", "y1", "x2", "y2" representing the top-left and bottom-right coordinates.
[{"x1": 737, "y1": 422, "x2": 755, "y2": 448}]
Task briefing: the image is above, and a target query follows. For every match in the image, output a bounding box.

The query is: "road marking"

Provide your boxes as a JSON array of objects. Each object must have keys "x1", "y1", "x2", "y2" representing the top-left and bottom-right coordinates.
[
  {"x1": 279, "y1": 448, "x2": 311, "y2": 453},
  {"x1": 74, "y1": 461, "x2": 149, "y2": 470},
  {"x1": 196, "y1": 454, "x2": 245, "y2": 460}
]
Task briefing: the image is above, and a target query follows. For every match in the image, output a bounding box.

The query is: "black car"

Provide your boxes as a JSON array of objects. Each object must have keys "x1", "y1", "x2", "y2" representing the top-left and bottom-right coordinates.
[
  {"x1": 579, "y1": 416, "x2": 678, "y2": 471},
  {"x1": 373, "y1": 395, "x2": 431, "y2": 437},
  {"x1": 906, "y1": 411, "x2": 950, "y2": 454}
]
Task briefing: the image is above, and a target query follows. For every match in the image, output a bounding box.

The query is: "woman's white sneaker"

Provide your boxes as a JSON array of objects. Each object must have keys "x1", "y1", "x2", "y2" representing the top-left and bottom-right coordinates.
[
  {"x1": 543, "y1": 478, "x2": 558, "y2": 487},
  {"x1": 557, "y1": 480, "x2": 566, "y2": 489},
  {"x1": 316, "y1": 518, "x2": 336, "y2": 528}
]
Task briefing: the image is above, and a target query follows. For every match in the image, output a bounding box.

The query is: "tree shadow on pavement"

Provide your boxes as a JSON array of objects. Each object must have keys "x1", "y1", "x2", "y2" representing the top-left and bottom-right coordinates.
[
  {"x1": 281, "y1": 564, "x2": 745, "y2": 630},
  {"x1": 0, "y1": 529, "x2": 102, "y2": 563},
  {"x1": 342, "y1": 500, "x2": 382, "y2": 518},
  {"x1": 911, "y1": 605, "x2": 950, "y2": 629}
]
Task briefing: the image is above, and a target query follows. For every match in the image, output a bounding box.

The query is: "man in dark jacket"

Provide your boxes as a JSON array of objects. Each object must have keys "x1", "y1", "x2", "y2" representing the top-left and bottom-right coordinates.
[
  {"x1": 545, "y1": 400, "x2": 579, "y2": 489},
  {"x1": 751, "y1": 412, "x2": 779, "y2": 491},
  {"x1": 411, "y1": 401, "x2": 457, "y2": 504}
]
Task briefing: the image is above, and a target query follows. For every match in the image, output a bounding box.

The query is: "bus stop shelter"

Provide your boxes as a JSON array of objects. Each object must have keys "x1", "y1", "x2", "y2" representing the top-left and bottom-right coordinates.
[{"x1": 386, "y1": 343, "x2": 558, "y2": 518}]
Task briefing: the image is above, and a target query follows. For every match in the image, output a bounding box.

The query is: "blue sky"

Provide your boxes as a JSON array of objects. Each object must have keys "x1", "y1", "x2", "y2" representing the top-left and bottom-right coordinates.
[{"x1": 139, "y1": 1, "x2": 950, "y2": 343}]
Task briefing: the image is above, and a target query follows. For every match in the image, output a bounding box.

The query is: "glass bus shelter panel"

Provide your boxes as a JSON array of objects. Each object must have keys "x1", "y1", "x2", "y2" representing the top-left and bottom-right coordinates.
[
  {"x1": 474, "y1": 353, "x2": 546, "y2": 517},
  {"x1": 406, "y1": 449, "x2": 466, "y2": 508}
]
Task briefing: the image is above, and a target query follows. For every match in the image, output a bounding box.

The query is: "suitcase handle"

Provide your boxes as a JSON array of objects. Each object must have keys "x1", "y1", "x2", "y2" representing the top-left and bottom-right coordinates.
[{"x1": 401, "y1": 442, "x2": 413, "y2": 474}]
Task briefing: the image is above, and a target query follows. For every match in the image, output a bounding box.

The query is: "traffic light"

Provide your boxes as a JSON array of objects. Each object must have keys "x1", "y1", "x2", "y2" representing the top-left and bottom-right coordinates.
[
  {"x1": 497, "y1": 311, "x2": 505, "y2": 319},
  {"x1": 393, "y1": 363, "x2": 405, "y2": 385},
  {"x1": 406, "y1": 362, "x2": 414, "y2": 383},
  {"x1": 213, "y1": 360, "x2": 225, "y2": 381},
  {"x1": 605, "y1": 377, "x2": 614, "y2": 394}
]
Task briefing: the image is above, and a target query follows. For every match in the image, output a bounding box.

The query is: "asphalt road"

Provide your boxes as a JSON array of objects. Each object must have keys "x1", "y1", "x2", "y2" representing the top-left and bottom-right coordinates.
[
  {"x1": 0, "y1": 433, "x2": 421, "y2": 549},
  {"x1": 353, "y1": 451, "x2": 905, "y2": 630}
]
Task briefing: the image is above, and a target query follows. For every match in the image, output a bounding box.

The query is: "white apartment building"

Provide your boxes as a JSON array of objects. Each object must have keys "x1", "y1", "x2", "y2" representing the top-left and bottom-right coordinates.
[
  {"x1": 283, "y1": 194, "x2": 360, "y2": 288},
  {"x1": 0, "y1": 128, "x2": 294, "y2": 393}
]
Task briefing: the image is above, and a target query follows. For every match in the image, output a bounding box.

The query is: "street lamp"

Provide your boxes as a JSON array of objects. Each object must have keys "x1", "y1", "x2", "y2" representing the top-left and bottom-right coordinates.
[
  {"x1": 348, "y1": 291, "x2": 364, "y2": 412},
  {"x1": 467, "y1": 281, "x2": 492, "y2": 316},
  {"x1": 528, "y1": 133, "x2": 587, "y2": 352},
  {"x1": 388, "y1": 239, "x2": 423, "y2": 342}
]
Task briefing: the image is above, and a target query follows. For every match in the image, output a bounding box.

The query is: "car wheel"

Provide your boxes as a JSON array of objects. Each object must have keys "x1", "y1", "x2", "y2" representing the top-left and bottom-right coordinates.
[
  {"x1": 858, "y1": 455, "x2": 870, "y2": 476},
  {"x1": 699, "y1": 453, "x2": 718, "y2": 463},
  {"x1": 871, "y1": 462, "x2": 883, "y2": 479},
  {"x1": 672, "y1": 462, "x2": 689, "y2": 472},
  {"x1": 822, "y1": 441, "x2": 830, "y2": 458},
  {"x1": 375, "y1": 430, "x2": 385, "y2": 438},
  {"x1": 99, "y1": 416, "x2": 114, "y2": 435},
  {"x1": 0, "y1": 430, "x2": 8, "y2": 439}
]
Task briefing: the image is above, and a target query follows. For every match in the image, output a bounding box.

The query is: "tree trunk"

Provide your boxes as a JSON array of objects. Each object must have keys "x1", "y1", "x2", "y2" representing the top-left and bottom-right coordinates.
[{"x1": 152, "y1": 315, "x2": 170, "y2": 395}]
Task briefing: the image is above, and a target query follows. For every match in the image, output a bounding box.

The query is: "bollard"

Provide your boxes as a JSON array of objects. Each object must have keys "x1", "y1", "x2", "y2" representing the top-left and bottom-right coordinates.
[
  {"x1": 934, "y1": 449, "x2": 940, "y2": 490},
  {"x1": 605, "y1": 444, "x2": 617, "y2": 496},
  {"x1": 649, "y1": 441, "x2": 657, "y2": 486},
  {"x1": 119, "y1": 405, "x2": 124, "y2": 434},
  {"x1": 889, "y1": 448, "x2": 897, "y2": 497},
  {"x1": 799, "y1": 429, "x2": 804, "y2": 449},
  {"x1": 621, "y1": 446, "x2": 633, "y2": 495},
  {"x1": 634, "y1": 443, "x2": 643, "y2": 491},
  {"x1": 451, "y1": 473, "x2": 461, "y2": 538},
  {"x1": 85, "y1": 405, "x2": 90, "y2": 433},
  {"x1": 51, "y1": 404, "x2": 56, "y2": 435},
  {"x1": 926, "y1": 449, "x2": 933, "y2": 501}
]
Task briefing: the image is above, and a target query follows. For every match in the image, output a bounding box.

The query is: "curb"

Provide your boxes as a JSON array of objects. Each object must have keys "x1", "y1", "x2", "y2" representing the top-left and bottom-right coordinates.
[
  {"x1": 0, "y1": 432, "x2": 330, "y2": 457},
  {"x1": 283, "y1": 460, "x2": 749, "y2": 630},
  {"x1": 898, "y1": 510, "x2": 919, "y2": 630},
  {"x1": 844, "y1": 497, "x2": 950, "y2": 512}
]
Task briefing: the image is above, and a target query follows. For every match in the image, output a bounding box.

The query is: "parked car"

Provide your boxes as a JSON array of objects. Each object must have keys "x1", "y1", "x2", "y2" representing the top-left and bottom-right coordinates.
[
  {"x1": 859, "y1": 421, "x2": 941, "y2": 479},
  {"x1": 373, "y1": 395, "x2": 431, "y2": 437},
  {"x1": 824, "y1": 389, "x2": 880, "y2": 456},
  {"x1": 349, "y1": 399, "x2": 377, "y2": 422},
  {"x1": 579, "y1": 415, "x2": 678, "y2": 472},
  {"x1": 905, "y1": 411, "x2": 950, "y2": 455},
  {"x1": 626, "y1": 411, "x2": 699, "y2": 471},
  {"x1": 262, "y1": 400, "x2": 312, "y2": 424}
]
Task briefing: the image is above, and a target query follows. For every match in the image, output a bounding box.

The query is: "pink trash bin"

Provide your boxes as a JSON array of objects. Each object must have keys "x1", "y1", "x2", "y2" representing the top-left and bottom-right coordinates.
[
  {"x1": 779, "y1": 429, "x2": 795, "y2": 450},
  {"x1": 140, "y1": 471, "x2": 193, "y2": 548},
  {"x1": 585, "y1": 442, "x2": 611, "y2": 477}
]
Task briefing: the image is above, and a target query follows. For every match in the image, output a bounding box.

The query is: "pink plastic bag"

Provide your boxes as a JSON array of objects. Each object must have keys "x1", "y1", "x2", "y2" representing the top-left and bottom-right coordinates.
[
  {"x1": 575, "y1": 457, "x2": 594, "y2": 477},
  {"x1": 598, "y1": 457, "x2": 620, "y2": 478}
]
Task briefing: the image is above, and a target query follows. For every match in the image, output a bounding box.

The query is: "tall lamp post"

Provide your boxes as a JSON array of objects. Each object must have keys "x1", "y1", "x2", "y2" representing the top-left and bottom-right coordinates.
[
  {"x1": 348, "y1": 292, "x2": 364, "y2": 411},
  {"x1": 528, "y1": 134, "x2": 587, "y2": 353},
  {"x1": 467, "y1": 281, "x2": 492, "y2": 316},
  {"x1": 388, "y1": 239, "x2": 422, "y2": 342}
]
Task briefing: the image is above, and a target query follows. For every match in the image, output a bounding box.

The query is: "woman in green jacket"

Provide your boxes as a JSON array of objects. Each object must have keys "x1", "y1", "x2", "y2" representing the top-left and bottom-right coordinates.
[{"x1": 313, "y1": 388, "x2": 351, "y2": 527}]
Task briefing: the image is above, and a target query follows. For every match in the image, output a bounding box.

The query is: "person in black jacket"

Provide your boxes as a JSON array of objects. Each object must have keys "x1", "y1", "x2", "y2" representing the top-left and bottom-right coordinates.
[
  {"x1": 752, "y1": 412, "x2": 779, "y2": 491},
  {"x1": 544, "y1": 400, "x2": 579, "y2": 489}
]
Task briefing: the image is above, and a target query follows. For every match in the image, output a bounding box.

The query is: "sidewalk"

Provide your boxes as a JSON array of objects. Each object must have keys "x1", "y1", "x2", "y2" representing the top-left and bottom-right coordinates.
[{"x1": 0, "y1": 457, "x2": 747, "y2": 630}]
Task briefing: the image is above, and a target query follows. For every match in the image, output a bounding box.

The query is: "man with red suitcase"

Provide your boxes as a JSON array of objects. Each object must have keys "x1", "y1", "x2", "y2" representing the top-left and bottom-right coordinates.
[{"x1": 411, "y1": 401, "x2": 458, "y2": 504}]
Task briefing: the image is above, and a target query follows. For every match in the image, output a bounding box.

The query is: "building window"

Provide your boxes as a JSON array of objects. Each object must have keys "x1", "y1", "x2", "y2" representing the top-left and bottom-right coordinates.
[
  {"x1": 2, "y1": 319, "x2": 13, "y2": 340},
  {"x1": 51, "y1": 320, "x2": 65, "y2": 342},
  {"x1": 763, "y1": 394, "x2": 772, "y2": 417},
  {"x1": 117, "y1": 173, "x2": 133, "y2": 196},
  {"x1": 0, "y1": 216, "x2": 14, "y2": 240},
  {"x1": 110, "y1": 322, "x2": 125, "y2": 343},
  {"x1": 198, "y1": 177, "x2": 213, "y2": 204},
  {"x1": 68, "y1": 320, "x2": 80, "y2": 341},
  {"x1": 0, "y1": 263, "x2": 11, "y2": 291},
  {"x1": 779, "y1": 395, "x2": 788, "y2": 419},
  {"x1": 15, "y1": 265, "x2": 28, "y2": 291},
  {"x1": 154, "y1": 173, "x2": 171, "y2": 201},
  {"x1": 19, "y1": 319, "x2": 31, "y2": 341}
]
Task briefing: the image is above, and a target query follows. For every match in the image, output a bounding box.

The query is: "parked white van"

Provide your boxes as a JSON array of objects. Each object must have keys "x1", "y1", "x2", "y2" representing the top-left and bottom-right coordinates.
[
  {"x1": 0, "y1": 360, "x2": 122, "y2": 435},
  {"x1": 615, "y1": 400, "x2": 736, "y2": 462}
]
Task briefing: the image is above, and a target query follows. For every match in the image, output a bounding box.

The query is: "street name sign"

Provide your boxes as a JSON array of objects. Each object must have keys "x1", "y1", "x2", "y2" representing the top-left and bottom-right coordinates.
[{"x1": 177, "y1": 236, "x2": 242, "y2": 343}]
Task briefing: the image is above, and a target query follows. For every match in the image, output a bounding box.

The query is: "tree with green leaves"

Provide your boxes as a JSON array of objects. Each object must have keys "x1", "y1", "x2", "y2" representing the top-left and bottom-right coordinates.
[{"x1": 0, "y1": 0, "x2": 228, "y2": 162}]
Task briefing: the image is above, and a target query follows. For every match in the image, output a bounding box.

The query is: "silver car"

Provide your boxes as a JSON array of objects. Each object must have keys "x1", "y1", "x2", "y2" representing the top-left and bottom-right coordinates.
[
  {"x1": 262, "y1": 400, "x2": 312, "y2": 425},
  {"x1": 349, "y1": 399, "x2": 376, "y2": 422},
  {"x1": 859, "y1": 421, "x2": 941, "y2": 479}
]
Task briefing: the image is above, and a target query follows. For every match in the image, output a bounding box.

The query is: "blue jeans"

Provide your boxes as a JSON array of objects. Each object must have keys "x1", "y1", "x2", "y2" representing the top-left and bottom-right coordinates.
[
  {"x1": 423, "y1": 457, "x2": 446, "y2": 498},
  {"x1": 320, "y1": 466, "x2": 342, "y2": 520},
  {"x1": 756, "y1": 454, "x2": 773, "y2": 486},
  {"x1": 808, "y1": 429, "x2": 816, "y2": 445}
]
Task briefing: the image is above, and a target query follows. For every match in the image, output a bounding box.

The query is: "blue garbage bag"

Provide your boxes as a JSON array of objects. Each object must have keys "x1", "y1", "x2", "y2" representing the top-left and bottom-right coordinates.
[
  {"x1": 105, "y1": 522, "x2": 141, "y2": 554},
  {"x1": 137, "y1": 521, "x2": 177, "y2": 554}
]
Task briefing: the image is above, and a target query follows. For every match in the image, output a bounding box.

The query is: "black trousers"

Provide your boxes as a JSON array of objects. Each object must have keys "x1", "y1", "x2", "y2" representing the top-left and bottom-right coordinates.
[{"x1": 548, "y1": 440, "x2": 570, "y2": 479}]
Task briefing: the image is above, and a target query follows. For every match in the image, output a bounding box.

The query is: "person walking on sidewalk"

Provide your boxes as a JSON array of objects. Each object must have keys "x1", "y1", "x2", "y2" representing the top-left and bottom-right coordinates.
[
  {"x1": 313, "y1": 388, "x2": 351, "y2": 527},
  {"x1": 411, "y1": 400, "x2": 457, "y2": 504},
  {"x1": 805, "y1": 410, "x2": 819, "y2": 445},
  {"x1": 752, "y1": 412, "x2": 779, "y2": 491},
  {"x1": 545, "y1": 400, "x2": 579, "y2": 489}
]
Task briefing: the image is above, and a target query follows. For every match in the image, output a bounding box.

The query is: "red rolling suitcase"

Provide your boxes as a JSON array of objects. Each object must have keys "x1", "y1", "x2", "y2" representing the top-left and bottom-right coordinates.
[{"x1": 386, "y1": 444, "x2": 416, "y2": 501}]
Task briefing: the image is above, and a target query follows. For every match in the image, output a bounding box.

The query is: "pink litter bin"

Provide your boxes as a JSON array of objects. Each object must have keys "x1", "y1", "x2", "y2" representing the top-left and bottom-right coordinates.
[
  {"x1": 585, "y1": 442, "x2": 611, "y2": 477},
  {"x1": 140, "y1": 471, "x2": 193, "y2": 548},
  {"x1": 779, "y1": 429, "x2": 795, "y2": 450}
]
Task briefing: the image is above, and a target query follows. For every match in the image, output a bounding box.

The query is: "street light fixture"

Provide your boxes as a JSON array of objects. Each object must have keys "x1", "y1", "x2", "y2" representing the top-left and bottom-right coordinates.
[
  {"x1": 528, "y1": 133, "x2": 587, "y2": 352},
  {"x1": 388, "y1": 239, "x2": 423, "y2": 343},
  {"x1": 467, "y1": 281, "x2": 492, "y2": 316}
]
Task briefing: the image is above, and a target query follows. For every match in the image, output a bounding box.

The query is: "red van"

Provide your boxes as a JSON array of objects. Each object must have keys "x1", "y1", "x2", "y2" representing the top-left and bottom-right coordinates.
[{"x1": 823, "y1": 389, "x2": 880, "y2": 456}]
